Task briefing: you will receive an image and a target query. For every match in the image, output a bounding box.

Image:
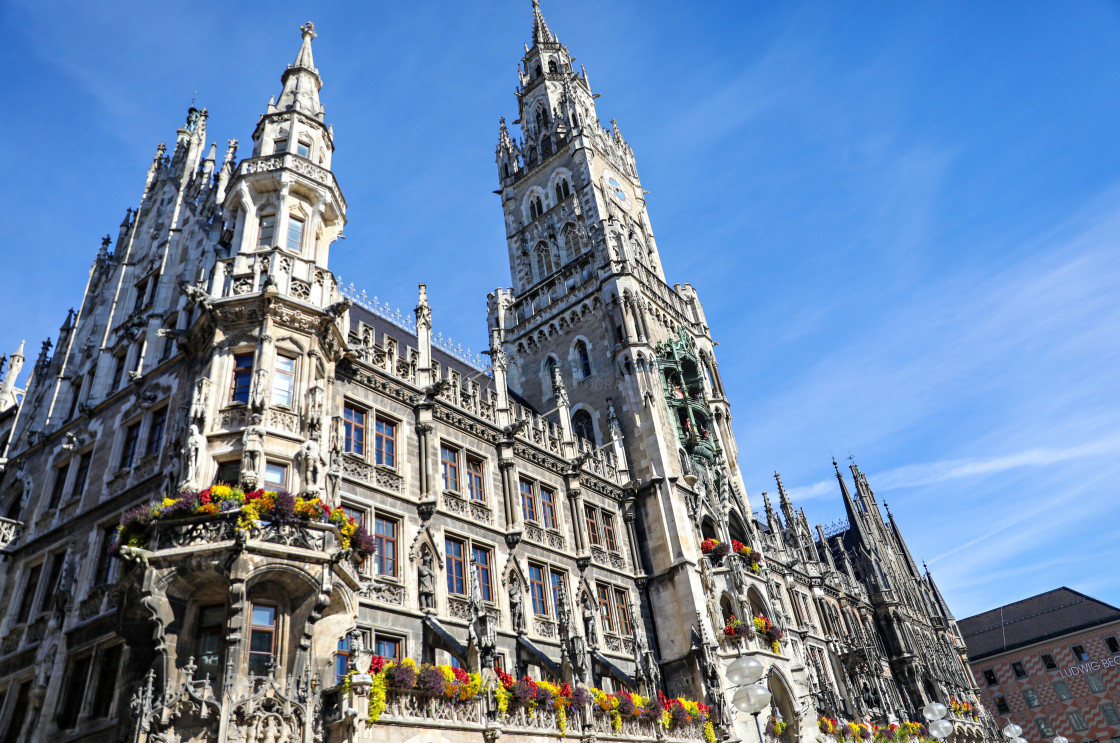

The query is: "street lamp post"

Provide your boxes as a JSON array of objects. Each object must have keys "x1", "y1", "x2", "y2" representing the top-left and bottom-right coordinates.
[
  {"x1": 1001, "y1": 721, "x2": 1033, "y2": 743},
  {"x1": 923, "y1": 703, "x2": 955, "y2": 742},
  {"x1": 728, "y1": 656, "x2": 771, "y2": 743}
]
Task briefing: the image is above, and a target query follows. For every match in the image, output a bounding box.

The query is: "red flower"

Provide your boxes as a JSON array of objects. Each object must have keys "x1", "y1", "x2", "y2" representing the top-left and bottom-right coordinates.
[
  {"x1": 495, "y1": 668, "x2": 514, "y2": 689},
  {"x1": 700, "y1": 538, "x2": 719, "y2": 554},
  {"x1": 731, "y1": 539, "x2": 745, "y2": 552},
  {"x1": 369, "y1": 655, "x2": 387, "y2": 674},
  {"x1": 200, "y1": 490, "x2": 212, "y2": 505},
  {"x1": 698, "y1": 702, "x2": 710, "y2": 716},
  {"x1": 452, "y1": 666, "x2": 469, "y2": 683},
  {"x1": 560, "y1": 682, "x2": 572, "y2": 698}
]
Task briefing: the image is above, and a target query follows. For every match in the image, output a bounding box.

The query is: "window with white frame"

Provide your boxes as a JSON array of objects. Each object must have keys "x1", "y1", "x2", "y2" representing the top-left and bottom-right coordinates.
[
  {"x1": 271, "y1": 356, "x2": 296, "y2": 407},
  {"x1": 286, "y1": 216, "x2": 305, "y2": 252}
]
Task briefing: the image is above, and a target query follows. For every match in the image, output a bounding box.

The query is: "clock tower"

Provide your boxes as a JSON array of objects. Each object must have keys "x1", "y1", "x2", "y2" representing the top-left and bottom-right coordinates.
[{"x1": 488, "y1": 0, "x2": 765, "y2": 705}]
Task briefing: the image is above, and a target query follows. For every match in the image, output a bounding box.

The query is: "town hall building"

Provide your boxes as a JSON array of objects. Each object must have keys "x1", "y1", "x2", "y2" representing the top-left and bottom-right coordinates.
[{"x1": 0, "y1": 5, "x2": 998, "y2": 743}]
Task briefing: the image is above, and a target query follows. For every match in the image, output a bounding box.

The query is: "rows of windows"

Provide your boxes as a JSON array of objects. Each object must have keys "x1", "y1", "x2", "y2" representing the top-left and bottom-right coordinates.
[{"x1": 985, "y1": 636, "x2": 1120, "y2": 687}]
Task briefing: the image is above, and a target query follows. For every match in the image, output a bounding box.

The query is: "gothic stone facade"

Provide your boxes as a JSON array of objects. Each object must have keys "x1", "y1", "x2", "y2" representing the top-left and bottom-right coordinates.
[{"x1": 0, "y1": 7, "x2": 997, "y2": 743}]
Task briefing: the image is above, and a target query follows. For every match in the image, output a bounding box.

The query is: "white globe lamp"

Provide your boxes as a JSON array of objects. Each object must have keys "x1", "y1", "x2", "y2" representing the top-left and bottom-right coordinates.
[{"x1": 726, "y1": 656, "x2": 766, "y2": 687}]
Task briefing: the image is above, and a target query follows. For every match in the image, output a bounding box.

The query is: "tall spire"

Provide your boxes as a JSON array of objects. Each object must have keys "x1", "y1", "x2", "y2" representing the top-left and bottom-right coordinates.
[
  {"x1": 835, "y1": 458, "x2": 865, "y2": 545},
  {"x1": 531, "y1": 0, "x2": 556, "y2": 46},
  {"x1": 276, "y1": 22, "x2": 323, "y2": 117}
]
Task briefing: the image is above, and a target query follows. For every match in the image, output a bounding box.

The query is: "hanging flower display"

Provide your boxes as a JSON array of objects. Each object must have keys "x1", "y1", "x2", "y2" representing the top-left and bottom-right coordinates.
[
  {"x1": 701, "y1": 538, "x2": 720, "y2": 554},
  {"x1": 109, "y1": 486, "x2": 375, "y2": 559},
  {"x1": 730, "y1": 540, "x2": 764, "y2": 572},
  {"x1": 723, "y1": 615, "x2": 754, "y2": 639},
  {"x1": 752, "y1": 615, "x2": 784, "y2": 653},
  {"x1": 766, "y1": 715, "x2": 788, "y2": 738}
]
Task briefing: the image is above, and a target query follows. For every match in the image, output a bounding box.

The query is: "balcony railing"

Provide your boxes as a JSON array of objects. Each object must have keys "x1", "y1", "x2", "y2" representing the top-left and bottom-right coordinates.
[{"x1": 337, "y1": 689, "x2": 708, "y2": 742}]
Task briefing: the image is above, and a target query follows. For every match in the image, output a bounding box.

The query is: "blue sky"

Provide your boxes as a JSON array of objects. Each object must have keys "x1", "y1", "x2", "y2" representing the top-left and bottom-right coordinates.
[{"x1": 2, "y1": 0, "x2": 1119, "y2": 618}]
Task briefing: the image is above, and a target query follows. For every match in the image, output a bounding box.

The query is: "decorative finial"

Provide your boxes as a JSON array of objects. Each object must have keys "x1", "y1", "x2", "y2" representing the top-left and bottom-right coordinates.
[{"x1": 300, "y1": 21, "x2": 317, "y2": 40}]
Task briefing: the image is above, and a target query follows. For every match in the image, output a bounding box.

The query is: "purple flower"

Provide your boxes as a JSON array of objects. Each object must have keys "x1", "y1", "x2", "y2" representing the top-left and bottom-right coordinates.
[
  {"x1": 161, "y1": 492, "x2": 199, "y2": 518},
  {"x1": 513, "y1": 678, "x2": 538, "y2": 704},
  {"x1": 766, "y1": 626, "x2": 783, "y2": 641},
  {"x1": 416, "y1": 666, "x2": 446, "y2": 696},
  {"x1": 615, "y1": 692, "x2": 637, "y2": 717},
  {"x1": 713, "y1": 542, "x2": 732, "y2": 557},
  {"x1": 273, "y1": 490, "x2": 296, "y2": 524},
  {"x1": 571, "y1": 686, "x2": 592, "y2": 707},
  {"x1": 735, "y1": 622, "x2": 752, "y2": 638},
  {"x1": 352, "y1": 524, "x2": 376, "y2": 557},
  {"x1": 640, "y1": 700, "x2": 663, "y2": 721},
  {"x1": 386, "y1": 663, "x2": 416, "y2": 690},
  {"x1": 535, "y1": 686, "x2": 553, "y2": 705},
  {"x1": 670, "y1": 703, "x2": 689, "y2": 726},
  {"x1": 121, "y1": 504, "x2": 154, "y2": 531},
  {"x1": 220, "y1": 498, "x2": 241, "y2": 513}
]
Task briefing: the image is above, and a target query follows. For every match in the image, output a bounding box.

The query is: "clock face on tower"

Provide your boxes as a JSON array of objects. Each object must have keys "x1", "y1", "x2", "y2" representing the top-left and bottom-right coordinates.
[{"x1": 603, "y1": 170, "x2": 631, "y2": 210}]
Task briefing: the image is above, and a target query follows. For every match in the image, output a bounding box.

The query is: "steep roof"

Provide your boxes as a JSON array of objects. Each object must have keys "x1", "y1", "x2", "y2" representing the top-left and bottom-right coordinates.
[{"x1": 958, "y1": 587, "x2": 1120, "y2": 661}]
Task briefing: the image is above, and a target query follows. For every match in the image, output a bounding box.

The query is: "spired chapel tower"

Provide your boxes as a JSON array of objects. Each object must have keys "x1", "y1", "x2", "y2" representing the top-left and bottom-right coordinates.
[{"x1": 488, "y1": 0, "x2": 768, "y2": 707}]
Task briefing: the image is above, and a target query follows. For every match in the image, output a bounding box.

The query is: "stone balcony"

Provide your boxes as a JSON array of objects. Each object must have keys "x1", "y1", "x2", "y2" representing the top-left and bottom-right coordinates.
[
  {"x1": 329, "y1": 689, "x2": 708, "y2": 743},
  {"x1": 134, "y1": 512, "x2": 360, "y2": 584}
]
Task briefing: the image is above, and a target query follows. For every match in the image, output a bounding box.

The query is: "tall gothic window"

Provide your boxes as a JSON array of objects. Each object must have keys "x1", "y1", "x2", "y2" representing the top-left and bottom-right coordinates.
[
  {"x1": 555, "y1": 179, "x2": 571, "y2": 202},
  {"x1": 535, "y1": 106, "x2": 548, "y2": 132},
  {"x1": 564, "y1": 224, "x2": 585, "y2": 257},
  {"x1": 572, "y1": 410, "x2": 594, "y2": 443},
  {"x1": 540, "y1": 136, "x2": 552, "y2": 158},
  {"x1": 529, "y1": 195, "x2": 544, "y2": 220},
  {"x1": 536, "y1": 243, "x2": 554, "y2": 278},
  {"x1": 575, "y1": 341, "x2": 591, "y2": 378},
  {"x1": 548, "y1": 59, "x2": 558, "y2": 73}
]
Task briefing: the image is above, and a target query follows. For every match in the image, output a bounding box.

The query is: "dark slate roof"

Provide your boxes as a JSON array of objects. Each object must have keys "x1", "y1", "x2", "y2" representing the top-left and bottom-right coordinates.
[{"x1": 958, "y1": 587, "x2": 1120, "y2": 661}]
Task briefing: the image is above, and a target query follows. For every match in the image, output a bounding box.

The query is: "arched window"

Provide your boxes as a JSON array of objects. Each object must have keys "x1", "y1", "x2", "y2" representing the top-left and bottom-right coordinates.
[
  {"x1": 534, "y1": 64, "x2": 542, "y2": 78},
  {"x1": 536, "y1": 243, "x2": 554, "y2": 278},
  {"x1": 572, "y1": 410, "x2": 595, "y2": 443},
  {"x1": 548, "y1": 59, "x2": 558, "y2": 73},
  {"x1": 529, "y1": 195, "x2": 544, "y2": 221},
  {"x1": 555, "y1": 179, "x2": 570, "y2": 202},
  {"x1": 540, "y1": 136, "x2": 552, "y2": 158},
  {"x1": 544, "y1": 357, "x2": 558, "y2": 383},
  {"x1": 563, "y1": 223, "x2": 585, "y2": 256},
  {"x1": 575, "y1": 341, "x2": 591, "y2": 378},
  {"x1": 536, "y1": 107, "x2": 548, "y2": 132},
  {"x1": 502, "y1": 163, "x2": 510, "y2": 179}
]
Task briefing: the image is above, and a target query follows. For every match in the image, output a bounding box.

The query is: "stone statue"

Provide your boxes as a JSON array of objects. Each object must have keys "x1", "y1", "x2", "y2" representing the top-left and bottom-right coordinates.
[
  {"x1": 241, "y1": 415, "x2": 265, "y2": 487},
  {"x1": 297, "y1": 433, "x2": 325, "y2": 494},
  {"x1": 418, "y1": 550, "x2": 436, "y2": 612},
  {"x1": 350, "y1": 631, "x2": 373, "y2": 674},
  {"x1": 509, "y1": 580, "x2": 525, "y2": 633},
  {"x1": 582, "y1": 593, "x2": 598, "y2": 647},
  {"x1": 306, "y1": 384, "x2": 325, "y2": 433},
  {"x1": 54, "y1": 552, "x2": 76, "y2": 616},
  {"x1": 570, "y1": 635, "x2": 589, "y2": 685},
  {"x1": 184, "y1": 424, "x2": 207, "y2": 487},
  {"x1": 250, "y1": 368, "x2": 269, "y2": 411},
  {"x1": 189, "y1": 378, "x2": 211, "y2": 425},
  {"x1": 642, "y1": 649, "x2": 662, "y2": 695}
]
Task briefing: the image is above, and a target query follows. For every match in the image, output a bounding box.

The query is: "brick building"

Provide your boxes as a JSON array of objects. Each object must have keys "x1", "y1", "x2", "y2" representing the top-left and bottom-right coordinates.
[{"x1": 959, "y1": 588, "x2": 1120, "y2": 742}]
